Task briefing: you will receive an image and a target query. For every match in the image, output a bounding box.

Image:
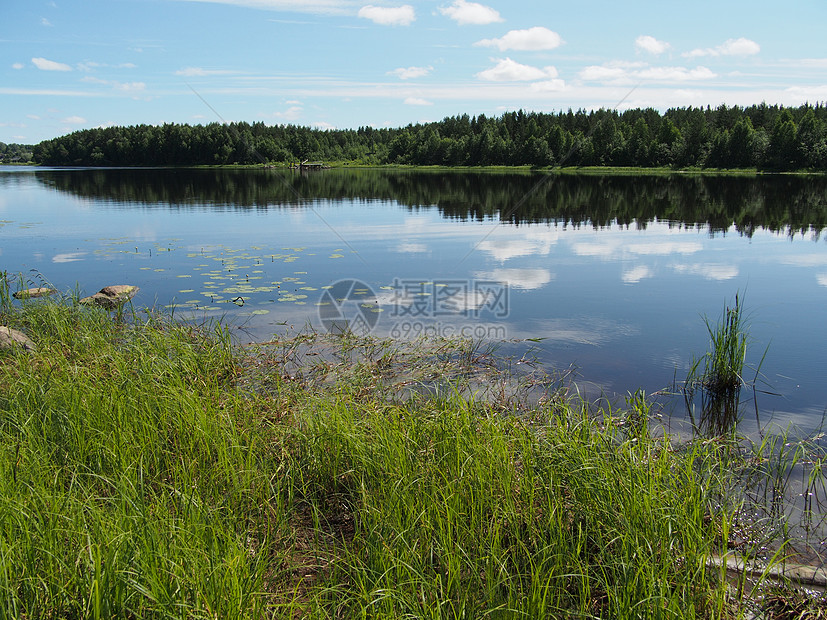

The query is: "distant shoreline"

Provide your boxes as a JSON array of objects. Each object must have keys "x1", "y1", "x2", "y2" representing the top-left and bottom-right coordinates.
[{"x1": 7, "y1": 162, "x2": 827, "y2": 177}]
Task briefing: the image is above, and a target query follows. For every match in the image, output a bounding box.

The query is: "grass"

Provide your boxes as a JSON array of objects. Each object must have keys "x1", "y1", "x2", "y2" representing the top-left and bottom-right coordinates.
[{"x1": 1, "y1": 292, "x2": 826, "y2": 617}]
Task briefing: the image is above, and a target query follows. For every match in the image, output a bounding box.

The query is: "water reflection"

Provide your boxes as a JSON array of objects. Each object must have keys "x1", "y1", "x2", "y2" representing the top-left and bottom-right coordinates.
[
  {"x1": 21, "y1": 167, "x2": 827, "y2": 237},
  {"x1": 1, "y1": 166, "x2": 826, "y2": 430}
]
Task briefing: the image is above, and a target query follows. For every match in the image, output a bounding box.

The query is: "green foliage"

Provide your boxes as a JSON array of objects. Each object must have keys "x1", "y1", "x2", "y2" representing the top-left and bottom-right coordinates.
[
  {"x1": 0, "y1": 298, "x2": 283, "y2": 618},
  {"x1": 0, "y1": 142, "x2": 34, "y2": 163},
  {"x1": 287, "y1": 396, "x2": 735, "y2": 617},
  {"x1": 31, "y1": 103, "x2": 827, "y2": 171}
]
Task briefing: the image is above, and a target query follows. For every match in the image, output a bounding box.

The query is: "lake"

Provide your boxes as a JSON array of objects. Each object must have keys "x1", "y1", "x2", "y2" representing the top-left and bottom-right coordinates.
[{"x1": 2, "y1": 166, "x2": 826, "y2": 430}]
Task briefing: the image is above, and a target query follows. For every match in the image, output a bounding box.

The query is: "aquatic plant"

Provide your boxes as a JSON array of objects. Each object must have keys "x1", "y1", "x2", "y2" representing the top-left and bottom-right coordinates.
[{"x1": 685, "y1": 294, "x2": 753, "y2": 435}]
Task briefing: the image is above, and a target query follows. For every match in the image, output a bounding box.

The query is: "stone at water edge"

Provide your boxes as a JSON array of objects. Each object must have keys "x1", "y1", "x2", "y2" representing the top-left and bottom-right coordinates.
[
  {"x1": 79, "y1": 285, "x2": 140, "y2": 309},
  {"x1": 0, "y1": 326, "x2": 35, "y2": 352},
  {"x1": 12, "y1": 287, "x2": 57, "y2": 300}
]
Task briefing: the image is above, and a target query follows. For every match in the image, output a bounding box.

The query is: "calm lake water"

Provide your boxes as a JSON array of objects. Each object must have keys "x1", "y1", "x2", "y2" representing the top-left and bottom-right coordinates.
[{"x1": 2, "y1": 166, "x2": 826, "y2": 429}]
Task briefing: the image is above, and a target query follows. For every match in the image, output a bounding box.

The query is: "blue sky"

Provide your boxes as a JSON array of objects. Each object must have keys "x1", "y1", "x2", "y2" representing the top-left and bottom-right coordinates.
[{"x1": 2, "y1": 0, "x2": 826, "y2": 144}]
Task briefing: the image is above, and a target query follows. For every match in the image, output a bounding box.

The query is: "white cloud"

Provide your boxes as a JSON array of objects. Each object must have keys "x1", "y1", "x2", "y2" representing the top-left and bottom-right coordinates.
[
  {"x1": 12, "y1": 63, "x2": 24, "y2": 70},
  {"x1": 622, "y1": 265, "x2": 653, "y2": 284},
  {"x1": 719, "y1": 37, "x2": 761, "y2": 55},
  {"x1": 175, "y1": 67, "x2": 237, "y2": 76},
  {"x1": 684, "y1": 37, "x2": 760, "y2": 58},
  {"x1": 478, "y1": 230, "x2": 558, "y2": 261},
  {"x1": 173, "y1": 0, "x2": 352, "y2": 15},
  {"x1": 78, "y1": 61, "x2": 138, "y2": 71},
  {"x1": 626, "y1": 241, "x2": 702, "y2": 255},
  {"x1": 114, "y1": 81, "x2": 146, "y2": 93},
  {"x1": 785, "y1": 85, "x2": 827, "y2": 100},
  {"x1": 263, "y1": 105, "x2": 303, "y2": 121},
  {"x1": 439, "y1": 0, "x2": 502, "y2": 25},
  {"x1": 635, "y1": 35, "x2": 670, "y2": 55},
  {"x1": 358, "y1": 4, "x2": 415, "y2": 26},
  {"x1": 672, "y1": 263, "x2": 738, "y2": 280},
  {"x1": 312, "y1": 121, "x2": 336, "y2": 130},
  {"x1": 817, "y1": 274, "x2": 827, "y2": 287},
  {"x1": 572, "y1": 241, "x2": 618, "y2": 258},
  {"x1": 579, "y1": 63, "x2": 716, "y2": 83},
  {"x1": 395, "y1": 242, "x2": 427, "y2": 253},
  {"x1": 388, "y1": 65, "x2": 433, "y2": 79},
  {"x1": 52, "y1": 252, "x2": 86, "y2": 263},
  {"x1": 530, "y1": 79, "x2": 566, "y2": 92},
  {"x1": 76, "y1": 70, "x2": 825, "y2": 117},
  {"x1": 579, "y1": 65, "x2": 627, "y2": 82},
  {"x1": 475, "y1": 26, "x2": 563, "y2": 51},
  {"x1": 638, "y1": 66, "x2": 715, "y2": 81},
  {"x1": 0, "y1": 87, "x2": 98, "y2": 96},
  {"x1": 476, "y1": 58, "x2": 558, "y2": 82},
  {"x1": 475, "y1": 268, "x2": 553, "y2": 290},
  {"x1": 32, "y1": 57, "x2": 72, "y2": 71},
  {"x1": 778, "y1": 254, "x2": 827, "y2": 267},
  {"x1": 81, "y1": 76, "x2": 147, "y2": 94},
  {"x1": 61, "y1": 116, "x2": 87, "y2": 124},
  {"x1": 404, "y1": 97, "x2": 433, "y2": 105},
  {"x1": 41, "y1": 17, "x2": 53, "y2": 27}
]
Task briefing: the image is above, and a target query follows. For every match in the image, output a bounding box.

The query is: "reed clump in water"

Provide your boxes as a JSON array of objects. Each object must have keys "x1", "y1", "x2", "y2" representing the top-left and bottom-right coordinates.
[{"x1": 685, "y1": 294, "x2": 753, "y2": 435}]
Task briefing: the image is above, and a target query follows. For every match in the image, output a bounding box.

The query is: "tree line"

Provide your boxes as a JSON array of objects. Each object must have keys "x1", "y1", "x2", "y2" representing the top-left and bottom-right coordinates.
[
  {"x1": 0, "y1": 142, "x2": 34, "y2": 164},
  {"x1": 31, "y1": 103, "x2": 827, "y2": 171}
]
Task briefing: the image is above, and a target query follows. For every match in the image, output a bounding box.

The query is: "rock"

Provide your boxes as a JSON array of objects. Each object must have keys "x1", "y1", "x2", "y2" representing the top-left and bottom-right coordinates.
[
  {"x1": 12, "y1": 287, "x2": 57, "y2": 300},
  {"x1": 79, "y1": 285, "x2": 139, "y2": 309},
  {"x1": 0, "y1": 326, "x2": 35, "y2": 352}
]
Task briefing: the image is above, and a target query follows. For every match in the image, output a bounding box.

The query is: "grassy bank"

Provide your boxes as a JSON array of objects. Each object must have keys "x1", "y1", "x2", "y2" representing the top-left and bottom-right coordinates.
[{"x1": 1, "y1": 296, "x2": 824, "y2": 618}]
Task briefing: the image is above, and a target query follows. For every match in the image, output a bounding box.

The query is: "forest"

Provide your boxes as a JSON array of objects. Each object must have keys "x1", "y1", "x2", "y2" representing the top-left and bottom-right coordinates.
[
  {"x1": 0, "y1": 142, "x2": 34, "y2": 164},
  {"x1": 29, "y1": 103, "x2": 827, "y2": 171}
]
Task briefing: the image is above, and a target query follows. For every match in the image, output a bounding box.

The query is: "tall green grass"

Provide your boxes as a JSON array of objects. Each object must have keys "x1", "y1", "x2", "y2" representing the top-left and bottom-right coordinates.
[
  {"x1": 285, "y1": 392, "x2": 739, "y2": 617},
  {"x1": 0, "y1": 298, "x2": 289, "y2": 618},
  {"x1": 0, "y1": 295, "x2": 823, "y2": 617},
  {"x1": 685, "y1": 294, "x2": 754, "y2": 435},
  {"x1": 0, "y1": 271, "x2": 10, "y2": 313}
]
